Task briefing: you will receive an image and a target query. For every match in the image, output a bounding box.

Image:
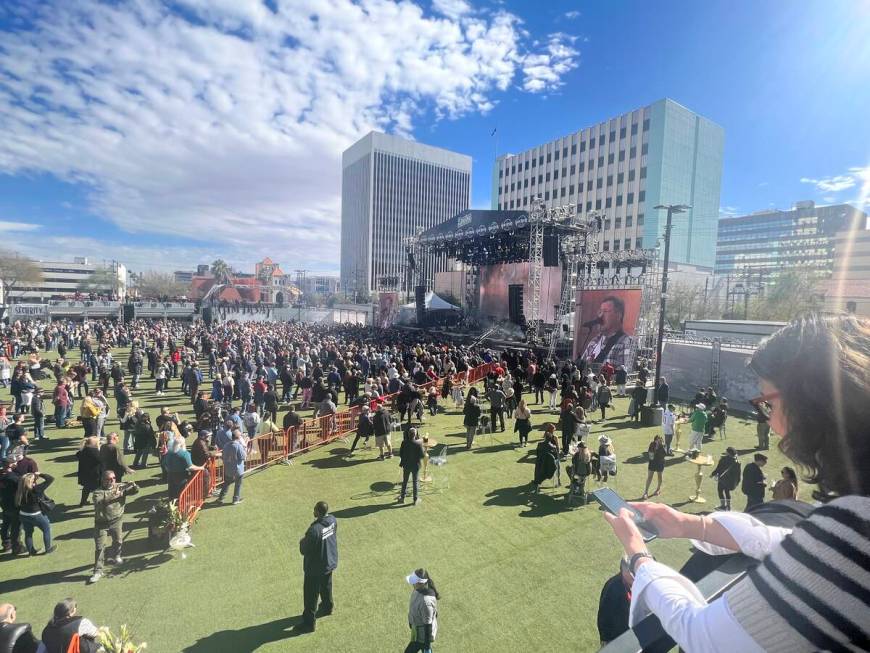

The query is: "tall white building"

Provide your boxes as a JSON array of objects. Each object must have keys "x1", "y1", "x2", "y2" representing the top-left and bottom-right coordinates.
[
  {"x1": 493, "y1": 98, "x2": 724, "y2": 268},
  {"x1": 7, "y1": 257, "x2": 127, "y2": 303},
  {"x1": 341, "y1": 131, "x2": 471, "y2": 295}
]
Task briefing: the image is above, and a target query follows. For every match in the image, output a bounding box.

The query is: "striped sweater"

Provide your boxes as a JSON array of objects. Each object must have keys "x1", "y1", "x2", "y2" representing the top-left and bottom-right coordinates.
[{"x1": 726, "y1": 495, "x2": 870, "y2": 652}]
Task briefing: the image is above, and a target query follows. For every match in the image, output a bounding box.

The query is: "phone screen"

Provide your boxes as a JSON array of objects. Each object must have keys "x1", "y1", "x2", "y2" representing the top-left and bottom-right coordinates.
[{"x1": 591, "y1": 487, "x2": 658, "y2": 542}]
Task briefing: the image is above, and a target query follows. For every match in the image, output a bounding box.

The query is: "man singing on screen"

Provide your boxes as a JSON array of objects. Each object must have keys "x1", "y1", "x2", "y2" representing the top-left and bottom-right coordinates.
[{"x1": 581, "y1": 296, "x2": 635, "y2": 369}]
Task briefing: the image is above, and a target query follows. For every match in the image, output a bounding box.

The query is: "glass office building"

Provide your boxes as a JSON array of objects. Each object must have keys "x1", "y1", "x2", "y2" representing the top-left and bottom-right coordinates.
[
  {"x1": 715, "y1": 201, "x2": 867, "y2": 281},
  {"x1": 492, "y1": 98, "x2": 724, "y2": 267}
]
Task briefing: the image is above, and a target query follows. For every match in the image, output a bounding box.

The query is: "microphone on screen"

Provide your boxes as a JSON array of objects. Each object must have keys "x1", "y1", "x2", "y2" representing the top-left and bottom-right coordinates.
[{"x1": 582, "y1": 316, "x2": 603, "y2": 328}]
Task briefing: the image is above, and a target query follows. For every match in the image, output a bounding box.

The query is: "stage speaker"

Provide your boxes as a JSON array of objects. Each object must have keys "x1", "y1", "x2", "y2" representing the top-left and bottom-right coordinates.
[
  {"x1": 543, "y1": 232, "x2": 559, "y2": 267},
  {"x1": 122, "y1": 303, "x2": 135, "y2": 324},
  {"x1": 508, "y1": 284, "x2": 524, "y2": 324},
  {"x1": 202, "y1": 306, "x2": 213, "y2": 326},
  {"x1": 415, "y1": 285, "x2": 426, "y2": 325}
]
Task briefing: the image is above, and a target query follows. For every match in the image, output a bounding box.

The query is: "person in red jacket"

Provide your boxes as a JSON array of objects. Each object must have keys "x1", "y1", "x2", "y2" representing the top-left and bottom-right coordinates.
[{"x1": 52, "y1": 382, "x2": 71, "y2": 429}]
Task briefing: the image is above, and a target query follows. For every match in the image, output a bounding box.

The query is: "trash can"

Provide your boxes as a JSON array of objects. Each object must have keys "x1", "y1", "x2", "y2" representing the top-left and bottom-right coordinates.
[{"x1": 642, "y1": 406, "x2": 663, "y2": 426}]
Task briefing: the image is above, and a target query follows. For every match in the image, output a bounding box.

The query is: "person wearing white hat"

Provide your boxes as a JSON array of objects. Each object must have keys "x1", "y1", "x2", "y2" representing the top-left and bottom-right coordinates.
[
  {"x1": 689, "y1": 403, "x2": 708, "y2": 451},
  {"x1": 405, "y1": 568, "x2": 440, "y2": 652},
  {"x1": 597, "y1": 435, "x2": 617, "y2": 482}
]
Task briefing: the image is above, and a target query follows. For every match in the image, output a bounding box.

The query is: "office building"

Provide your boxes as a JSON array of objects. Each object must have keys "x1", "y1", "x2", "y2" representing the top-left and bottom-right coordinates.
[
  {"x1": 715, "y1": 201, "x2": 866, "y2": 281},
  {"x1": 823, "y1": 225, "x2": 870, "y2": 316},
  {"x1": 341, "y1": 131, "x2": 472, "y2": 295},
  {"x1": 492, "y1": 98, "x2": 724, "y2": 267},
  {"x1": 6, "y1": 257, "x2": 127, "y2": 303}
]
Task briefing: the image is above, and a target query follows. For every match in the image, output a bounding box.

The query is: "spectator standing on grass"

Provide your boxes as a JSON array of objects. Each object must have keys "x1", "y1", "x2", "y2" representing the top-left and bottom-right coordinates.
[
  {"x1": 688, "y1": 403, "x2": 707, "y2": 450},
  {"x1": 596, "y1": 382, "x2": 612, "y2": 421},
  {"x1": 217, "y1": 430, "x2": 246, "y2": 505},
  {"x1": 513, "y1": 398, "x2": 532, "y2": 448},
  {"x1": 0, "y1": 457, "x2": 22, "y2": 555},
  {"x1": 630, "y1": 380, "x2": 646, "y2": 423},
  {"x1": 749, "y1": 395, "x2": 771, "y2": 450},
  {"x1": 88, "y1": 470, "x2": 137, "y2": 584},
  {"x1": 771, "y1": 466, "x2": 798, "y2": 501},
  {"x1": 39, "y1": 599, "x2": 98, "y2": 653},
  {"x1": 75, "y1": 437, "x2": 101, "y2": 507},
  {"x1": 462, "y1": 396, "x2": 480, "y2": 450},
  {"x1": 297, "y1": 501, "x2": 338, "y2": 634},
  {"x1": 487, "y1": 384, "x2": 506, "y2": 432},
  {"x1": 0, "y1": 602, "x2": 39, "y2": 653},
  {"x1": 531, "y1": 426, "x2": 560, "y2": 492},
  {"x1": 131, "y1": 413, "x2": 156, "y2": 469},
  {"x1": 348, "y1": 405, "x2": 373, "y2": 456},
  {"x1": 741, "y1": 452, "x2": 768, "y2": 510},
  {"x1": 51, "y1": 381, "x2": 70, "y2": 429},
  {"x1": 404, "y1": 568, "x2": 440, "y2": 653},
  {"x1": 373, "y1": 403, "x2": 393, "y2": 460},
  {"x1": 15, "y1": 472, "x2": 56, "y2": 555},
  {"x1": 99, "y1": 432, "x2": 132, "y2": 484},
  {"x1": 163, "y1": 435, "x2": 203, "y2": 500},
  {"x1": 31, "y1": 389, "x2": 45, "y2": 442},
  {"x1": 711, "y1": 446, "x2": 741, "y2": 511},
  {"x1": 398, "y1": 427, "x2": 425, "y2": 505},
  {"x1": 641, "y1": 435, "x2": 666, "y2": 499}
]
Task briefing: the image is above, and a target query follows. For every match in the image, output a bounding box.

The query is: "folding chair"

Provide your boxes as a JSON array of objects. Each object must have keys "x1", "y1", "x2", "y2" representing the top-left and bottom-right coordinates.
[{"x1": 429, "y1": 444, "x2": 449, "y2": 491}]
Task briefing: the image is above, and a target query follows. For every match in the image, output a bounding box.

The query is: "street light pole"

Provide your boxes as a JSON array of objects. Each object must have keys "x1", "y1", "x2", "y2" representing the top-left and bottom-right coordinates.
[{"x1": 652, "y1": 203, "x2": 690, "y2": 405}]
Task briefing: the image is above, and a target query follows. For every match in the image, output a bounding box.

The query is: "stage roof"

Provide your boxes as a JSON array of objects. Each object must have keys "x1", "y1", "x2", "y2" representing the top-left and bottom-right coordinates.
[{"x1": 417, "y1": 209, "x2": 529, "y2": 243}]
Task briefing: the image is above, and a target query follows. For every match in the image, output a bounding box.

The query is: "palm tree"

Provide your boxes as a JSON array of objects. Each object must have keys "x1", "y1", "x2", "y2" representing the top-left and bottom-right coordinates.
[{"x1": 210, "y1": 259, "x2": 232, "y2": 285}]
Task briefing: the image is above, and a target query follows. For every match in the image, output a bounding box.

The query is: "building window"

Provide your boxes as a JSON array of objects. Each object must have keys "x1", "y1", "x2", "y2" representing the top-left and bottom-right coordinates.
[
  {"x1": 636, "y1": 237, "x2": 643, "y2": 248},
  {"x1": 604, "y1": 219, "x2": 612, "y2": 230},
  {"x1": 639, "y1": 190, "x2": 646, "y2": 202},
  {"x1": 539, "y1": 155, "x2": 544, "y2": 165},
  {"x1": 618, "y1": 150, "x2": 625, "y2": 162},
  {"x1": 630, "y1": 146, "x2": 637, "y2": 158},
  {"x1": 547, "y1": 153, "x2": 552, "y2": 163},
  {"x1": 510, "y1": 200, "x2": 515, "y2": 208},
  {"x1": 539, "y1": 174, "x2": 543, "y2": 184},
  {"x1": 627, "y1": 192, "x2": 635, "y2": 204},
  {"x1": 497, "y1": 202, "x2": 501, "y2": 210},
  {"x1": 637, "y1": 213, "x2": 644, "y2": 226},
  {"x1": 523, "y1": 196, "x2": 529, "y2": 206},
  {"x1": 643, "y1": 118, "x2": 650, "y2": 131},
  {"x1": 619, "y1": 126, "x2": 626, "y2": 139},
  {"x1": 640, "y1": 167, "x2": 647, "y2": 179},
  {"x1": 598, "y1": 134, "x2": 605, "y2": 146},
  {"x1": 524, "y1": 161, "x2": 529, "y2": 170},
  {"x1": 596, "y1": 199, "x2": 602, "y2": 210},
  {"x1": 563, "y1": 147, "x2": 568, "y2": 157},
  {"x1": 631, "y1": 123, "x2": 638, "y2": 135},
  {"x1": 524, "y1": 179, "x2": 528, "y2": 188},
  {"x1": 570, "y1": 164, "x2": 576, "y2": 175},
  {"x1": 569, "y1": 185, "x2": 575, "y2": 195},
  {"x1": 606, "y1": 197, "x2": 612, "y2": 208},
  {"x1": 608, "y1": 153, "x2": 615, "y2": 164},
  {"x1": 616, "y1": 195, "x2": 623, "y2": 207},
  {"x1": 561, "y1": 187, "x2": 566, "y2": 197},
  {"x1": 579, "y1": 161, "x2": 585, "y2": 173},
  {"x1": 499, "y1": 169, "x2": 503, "y2": 178},
  {"x1": 586, "y1": 201, "x2": 592, "y2": 211},
  {"x1": 618, "y1": 172, "x2": 625, "y2": 183},
  {"x1": 624, "y1": 238, "x2": 631, "y2": 250},
  {"x1": 571, "y1": 143, "x2": 577, "y2": 155},
  {"x1": 628, "y1": 169, "x2": 636, "y2": 182},
  {"x1": 498, "y1": 186, "x2": 502, "y2": 195},
  {"x1": 532, "y1": 158, "x2": 537, "y2": 168},
  {"x1": 586, "y1": 180, "x2": 593, "y2": 191},
  {"x1": 511, "y1": 182, "x2": 515, "y2": 191},
  {"x1": 847, "y1": 301, "x2": 857, "y2": 313},
  {"x1": 603, "y1": 240, "x2": 610, "y2": 251},
  {"x1": 531, "y1": 176, "x2": 536, "y2": 186},
  {"x1": 580, "y1": 141, "x2": 586, "y2": 153},
  {"x1": 554, "y1": 150, "x2": 560, "y2": 161},
  {"x1": 544, "y1": 191, "x2": 550, "y2": 200},
  {"x1": 615, "y1": 217, "x2": 622, "y2": 228},
  {"x1": 589, "y1": 138, "x2": 595, "y2": 150},
  {"x1": 642, "y1": 143, "x2": 649, "y2": 155},
  {"x1": 609, "y1": 130, "x2": 615, "y2": 141},
  {"x1": 598, "y1": 156, "x2": 604, "y2": 167},
  {"x1": 607, "y1": 175, "x2": 613, "y2": 186},
  {"x1": 562, "y1": 167, "x2": 567, "y2": 177},
  {"x1": 546, "y1": 172, "x2": 551, "y2": 182},
  {"x1": 626, "y1": 216, "x2": 633, "y2": 227},
  {"x1": 511, "y1": 165, "x2": 516, "y2": 174},
  {"x1": 596, "y1": 178, "x2": 603, "y2": 189},
  {"x1": 614, "y1": 240, "x2": 620, "y2": 251}
]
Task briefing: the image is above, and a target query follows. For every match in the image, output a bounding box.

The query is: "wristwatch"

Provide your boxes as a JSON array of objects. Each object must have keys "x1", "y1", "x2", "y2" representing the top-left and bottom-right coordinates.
[{"x1": 629, "y1": 551, "x2": 656, "y2": 575}]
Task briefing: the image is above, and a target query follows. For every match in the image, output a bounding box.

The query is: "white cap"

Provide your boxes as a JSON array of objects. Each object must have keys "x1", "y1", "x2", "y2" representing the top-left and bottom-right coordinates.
[{"x1": 406, "y1": 571, "x2": 428, "y2": 586}]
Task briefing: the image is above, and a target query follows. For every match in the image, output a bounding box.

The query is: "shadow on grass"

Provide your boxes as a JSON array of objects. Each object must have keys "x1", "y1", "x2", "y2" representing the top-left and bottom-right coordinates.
[
  {"x1": 331, "y1": 502, "x2": 399, "y2": 519},
  {"x1": 0, "y1": 564, "x2": 93, "y2": 591},
  {"x1": 183, "y1": 616, "x2": 302, "y2": 652},
  {"x1": 471, "y1": 442, "x2": 516, "y2": 454},
  {"x1": 303, "y1": 449, "x2": 372, "y2": 469},
  {"x1": 483, "y1": 484, "x2": 568, "y2": 517}
]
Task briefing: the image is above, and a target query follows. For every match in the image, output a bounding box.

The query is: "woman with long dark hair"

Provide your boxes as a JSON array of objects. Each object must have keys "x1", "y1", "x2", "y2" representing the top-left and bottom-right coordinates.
[
  {"x1": 15, "y1": 472, "x2": 56, "y2": 555},
  {"x1": 641, "y1": 435, "x2": 666, "y2": 499},
  {"x1": 604, "y1": 315, "x2": 870, "y2": 651},
  {"x1": 404, "y1": 568, "x2": 440, "y2": 653}
]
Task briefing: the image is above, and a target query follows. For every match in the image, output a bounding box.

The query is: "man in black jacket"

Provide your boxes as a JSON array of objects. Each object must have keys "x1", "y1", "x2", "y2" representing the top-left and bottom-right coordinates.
[
  {"x1": 0, "y1": 459, "x2": 22, "y2": 554},
  {"x1": 297, "y1": 501, "x2": 338, "y2": 634},
  {"x1": 0, "y1": 603, "x2": 39, "y2": 653},
  {"x1": 398, "y1": 427, "x2": 425, "y2": 505},
  {"x1": 373, "y1": 403, "x2": 393, "y2": 460},
  {"x1": 741, "y1": 453, "x2": 768, "y2": 510}
]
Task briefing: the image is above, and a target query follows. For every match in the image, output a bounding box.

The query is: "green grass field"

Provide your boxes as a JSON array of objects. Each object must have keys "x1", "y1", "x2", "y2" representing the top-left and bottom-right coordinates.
[{"x1": 0, "y1": 350, "x2": 796, "y2": 652}]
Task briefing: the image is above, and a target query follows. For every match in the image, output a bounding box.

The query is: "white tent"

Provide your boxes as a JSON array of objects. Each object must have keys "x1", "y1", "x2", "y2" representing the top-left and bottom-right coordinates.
[{"x1": 400, "y1": 291, "x2": 460, "y2": 312}]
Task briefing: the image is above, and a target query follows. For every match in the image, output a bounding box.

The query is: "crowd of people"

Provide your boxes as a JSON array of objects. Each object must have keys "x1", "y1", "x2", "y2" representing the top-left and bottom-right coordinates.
[{"x1": 0, "y1": 312, "x2": 866, "y2": 651}]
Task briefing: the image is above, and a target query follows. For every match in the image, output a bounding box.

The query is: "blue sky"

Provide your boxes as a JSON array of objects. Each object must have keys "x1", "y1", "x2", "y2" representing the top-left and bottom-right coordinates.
[{"x1": 0, "y1": 0, "x2": 868, "y2": 275}]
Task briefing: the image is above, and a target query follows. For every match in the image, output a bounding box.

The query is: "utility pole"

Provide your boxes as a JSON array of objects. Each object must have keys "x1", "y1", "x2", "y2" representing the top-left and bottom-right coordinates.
[{"x1": 653, "y1": 204, "x2": 691, "y2": 405}]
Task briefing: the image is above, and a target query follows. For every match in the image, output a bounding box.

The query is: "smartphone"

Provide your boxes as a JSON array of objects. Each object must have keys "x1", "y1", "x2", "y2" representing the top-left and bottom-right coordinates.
[{"x1": 591, "y1": 487, "x2": 659, "y2": 542}]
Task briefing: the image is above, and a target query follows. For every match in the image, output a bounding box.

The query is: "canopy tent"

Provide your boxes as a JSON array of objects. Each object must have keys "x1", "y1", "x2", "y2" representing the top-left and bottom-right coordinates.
[{"x1": 400, "y1": 291, "x2": 460, "y2": 312}]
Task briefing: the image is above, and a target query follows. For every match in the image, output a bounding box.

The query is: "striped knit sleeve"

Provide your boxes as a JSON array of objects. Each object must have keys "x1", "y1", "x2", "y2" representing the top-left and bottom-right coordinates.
[{"x1": 725, "y1": 495, "x2": 870, "y2": 653}]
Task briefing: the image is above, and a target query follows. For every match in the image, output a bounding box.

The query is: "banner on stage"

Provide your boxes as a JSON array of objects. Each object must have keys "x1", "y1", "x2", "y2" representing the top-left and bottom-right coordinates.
[
  {"x1": 377, "y1": 292, "x2": 398, "y2": 328},
  {"x1": 573, "y1": 289, "x2": 642, "y2": 370}
]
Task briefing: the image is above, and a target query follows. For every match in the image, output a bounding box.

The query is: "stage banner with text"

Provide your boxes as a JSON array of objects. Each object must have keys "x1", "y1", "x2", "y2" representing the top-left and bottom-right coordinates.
[{"x1": 378, "y1": 292, "x2": 398, "y2": 328}]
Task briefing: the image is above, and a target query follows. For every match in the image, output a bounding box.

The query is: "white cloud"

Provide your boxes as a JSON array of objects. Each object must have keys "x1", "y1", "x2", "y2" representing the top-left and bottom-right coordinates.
[
  {"x1": 0, "y1": 0, "x2": 578, "y2": 272},
  {"x1": 521, "y1": 33, "x2": 579, "y2": 93},
  {"x1": 800, "y1": 173, "x2": 857, "y2": 193},
  {"x1": 719, "y1": 206, "x2": 740, "y2": 218},
  {"x1": 564, "y1": 11, "x2": 581, "y2": 19},
  {"x1": 0, "y1": 221, "x2": 41, "y2": 233}
]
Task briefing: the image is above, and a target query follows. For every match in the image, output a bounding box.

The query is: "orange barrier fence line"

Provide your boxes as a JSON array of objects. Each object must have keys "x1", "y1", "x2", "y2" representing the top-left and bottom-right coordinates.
[{"x1": 176, "y1": 361, "x2": 496, "y2": 522}]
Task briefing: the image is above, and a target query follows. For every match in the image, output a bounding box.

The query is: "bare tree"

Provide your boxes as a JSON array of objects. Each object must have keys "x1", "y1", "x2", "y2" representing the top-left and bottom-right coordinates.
[
  {"x1": 76, "y1": 266, "x2": 123, "y2": 298},
  {"x1": 0, "y1": 249, "x2": 43, "y2": 302},
  {"x1": 135, "y1": 271, "x2": 185, "y2": 299}
]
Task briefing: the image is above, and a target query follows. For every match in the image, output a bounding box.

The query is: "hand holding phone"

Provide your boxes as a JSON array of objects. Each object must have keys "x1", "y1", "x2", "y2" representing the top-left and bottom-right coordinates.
[{"x1": 592, "y1": 487, "x2": 659, "y2": 542}]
